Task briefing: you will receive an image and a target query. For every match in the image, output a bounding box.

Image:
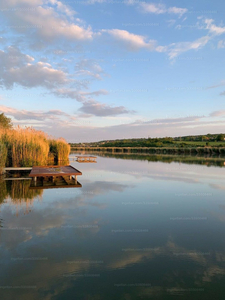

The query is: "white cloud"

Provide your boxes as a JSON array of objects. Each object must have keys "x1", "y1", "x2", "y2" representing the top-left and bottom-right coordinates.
[
  {"x1": 85, "y1": 0, "x2": 107, "y2": 3},
  {"x1": 101, "y1": 27, "x2": 209, "y2": 58},
  {"x1": 138, "y1": 2, "x2": 187, "y2": 16},
  {"x1": 0, "y1": 46, "x2": 67, "y2": 89},
  {"x1": 75, "y1": 59, "x2": 105, "y2": 79},
  {"x1": 168, "y1": 7, "x2": 187, "y2": 16},
  {"x1": 139, "y1": 3, "x2": 167, "y2": 14},
  {"x1": 78, "y1": 100, "x2": 132, "y2": 116},
  {"x1": 0, "y1": 0, "x2": 93, "y2": 42},
  {"x1": 102, "y1": 29, "x2": 157, "y2": 51},
  {"x1": 145, "y1": 116, "x2": 203, "y2": 124},
  {"x1": 54, "y1": 88, "x2": 132, "y2": 117},
  {"x1": 167, "y1": 35, "x2": 211, "y2": 59},
  {"x1": 205, "y1": 19, "x2": 225, "y2": 35},
  {"x1": 0, "y1": 105, "x2": 76, "y2": 122},
  {"x1": 218, "y1": 40, "x2": 225, "y2": 48},
  {"x1": 167, "y1": 19, "x2": 176, "y2": 27},
  {"x1": 54, "y1": 88, "x2": 108, "y2": 102},
  {"x1": 209, "y1": 110, "x2": 225, "y2": 117},
  {"x1": 47, "y1": 0, "x2": 76, "y2": 18}
]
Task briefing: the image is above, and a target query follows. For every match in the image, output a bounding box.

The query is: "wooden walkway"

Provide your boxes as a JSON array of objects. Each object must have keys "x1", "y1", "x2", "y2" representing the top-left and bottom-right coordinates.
[
  {"x1": 4, "y1": 167, "x2": 32, "y2": 171},
  {"x1": 75, "y1": 156, "x2": 97, "y2": 163}
]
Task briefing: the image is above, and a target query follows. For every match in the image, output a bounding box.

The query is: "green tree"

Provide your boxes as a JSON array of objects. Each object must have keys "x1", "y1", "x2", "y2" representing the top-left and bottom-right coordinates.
[
  {"x1": 201, "y1": 135, "x2": 207, "y2": 141},
  {"x1": 0, "y1": 113, "x2": 12, "y2": 129},
  {"x1": 217, "y1": 134, "x2": 225, "y2": 141}
]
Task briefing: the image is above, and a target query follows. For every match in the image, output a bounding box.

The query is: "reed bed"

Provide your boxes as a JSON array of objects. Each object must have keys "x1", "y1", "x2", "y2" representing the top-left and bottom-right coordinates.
[
  {"x1": 49, "y1": 138, "x2": 71, "y2": 162},
  {"x1": 0, "y1": 127, "x2": 70, "y2": 168},
  {"x1": 0, "y1": 142, "x2": 7, "y2": 174}
]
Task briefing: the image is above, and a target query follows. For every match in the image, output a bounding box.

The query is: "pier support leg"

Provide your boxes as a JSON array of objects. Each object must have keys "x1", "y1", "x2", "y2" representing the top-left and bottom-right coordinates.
[{"x1": 75, "y1": 175, "x2": 77, "y2": 184}]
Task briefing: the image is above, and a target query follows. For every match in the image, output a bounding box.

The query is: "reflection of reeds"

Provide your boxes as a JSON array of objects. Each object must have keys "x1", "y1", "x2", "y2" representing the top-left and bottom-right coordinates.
[
  {"x1": 0, "y1": 178, "x2": 43, "y2": 216},
  {"x1": 6, "y1": 180, "x2": 43, "y2": 202},
  {"x1": 0, "y1": 127, "x2": 70, "y2": 168},
  {"x1": 0, "y1": 177, "x2": 7, "y2": 204}
]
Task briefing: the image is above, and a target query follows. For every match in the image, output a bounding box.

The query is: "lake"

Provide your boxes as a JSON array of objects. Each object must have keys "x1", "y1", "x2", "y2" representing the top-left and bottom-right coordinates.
[{"x1": 0, "y1": 153, "x2": 225, "y2": 300}]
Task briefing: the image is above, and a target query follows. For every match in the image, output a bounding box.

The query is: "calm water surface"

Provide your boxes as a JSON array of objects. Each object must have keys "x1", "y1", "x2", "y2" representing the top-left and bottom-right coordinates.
[{"x1": 0, "y1": 153, "x2": 225, "y2": 300}]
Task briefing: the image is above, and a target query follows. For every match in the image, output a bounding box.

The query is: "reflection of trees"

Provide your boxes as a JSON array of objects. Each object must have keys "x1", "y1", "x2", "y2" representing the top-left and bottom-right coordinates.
[
  {"x1": 92, "y1": 152, "x2": 225, "y2": 168},
  {"x1": 0, "y1": 178, "x2": 43, "y2": 215}
]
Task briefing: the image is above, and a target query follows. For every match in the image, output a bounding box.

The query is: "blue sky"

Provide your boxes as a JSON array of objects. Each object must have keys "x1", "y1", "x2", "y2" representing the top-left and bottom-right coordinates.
[{"x1": 0, "y1": 0, "x2": 225, "y2": 142}]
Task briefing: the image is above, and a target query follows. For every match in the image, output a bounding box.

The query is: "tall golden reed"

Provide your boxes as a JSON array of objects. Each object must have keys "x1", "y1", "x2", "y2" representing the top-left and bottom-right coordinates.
[
  {"x1": 0, "y1": 141, "x2": 7, "y2": 173},
  {"x1": 48, "y1": 138, "x2": 70, "y2": 162},
  {"x1": 0, "y1": 127, "x2": 70, "y2": 167}
]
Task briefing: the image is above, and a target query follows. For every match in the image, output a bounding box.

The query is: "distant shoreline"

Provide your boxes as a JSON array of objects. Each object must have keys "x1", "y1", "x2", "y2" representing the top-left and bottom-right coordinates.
[{"x1": 71, "y1": 146, "x2": 225, "y2": 156}]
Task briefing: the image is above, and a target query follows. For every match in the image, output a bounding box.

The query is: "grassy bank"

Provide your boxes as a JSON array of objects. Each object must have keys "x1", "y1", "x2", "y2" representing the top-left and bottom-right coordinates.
[{"x1": 0, "y1": 127, "x2": 70, "y2": 170}]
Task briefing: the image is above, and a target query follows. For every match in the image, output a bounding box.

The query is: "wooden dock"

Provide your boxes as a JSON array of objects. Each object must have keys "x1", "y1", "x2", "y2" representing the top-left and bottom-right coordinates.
[
  {"x1": 76, "y1": 156, "x2": 97, "y2": 163},
  {"x1": 29, "y1": 165, "x2": 82, "y2": 183},
  {"x1": 4, "y1": 167, "x2": 32, "y2": 171},
  {"x1": 3, "y1": 165, "x2": 83, "y2": 189}
]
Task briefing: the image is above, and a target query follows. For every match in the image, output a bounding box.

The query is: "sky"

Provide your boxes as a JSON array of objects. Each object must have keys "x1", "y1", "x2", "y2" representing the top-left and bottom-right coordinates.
[{"x1": 0, "y1": 0, "x2": 225, "y2": 142}]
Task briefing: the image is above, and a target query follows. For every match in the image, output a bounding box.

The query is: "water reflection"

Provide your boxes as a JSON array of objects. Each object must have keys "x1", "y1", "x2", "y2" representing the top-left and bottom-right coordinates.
[
  {"x1": 0, "y1": 154, "x2": 225, "y2": 299},
  {"x1": 0, "y1": 178, "x2": 43, "y2": 216},
  {"x1": 75, "y1": 151, "x2": 225, "y2": 168}
]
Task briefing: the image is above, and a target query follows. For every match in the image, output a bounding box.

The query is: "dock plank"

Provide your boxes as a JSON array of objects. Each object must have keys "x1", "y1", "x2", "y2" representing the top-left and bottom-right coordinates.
[{"x1": 29, "y1": 165, "x2": 82, "y2": 178}]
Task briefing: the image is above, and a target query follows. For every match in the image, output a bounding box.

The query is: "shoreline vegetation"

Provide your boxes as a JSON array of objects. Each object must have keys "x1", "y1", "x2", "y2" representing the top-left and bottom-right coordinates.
[
  {"x1": 70, "y1": 134, "x2": 225, "y2": 156},
  {"x1": 0, "y1": 126, "x2": 70, "y2": 173},
  {"x1": 70, "y1": 146, "x2": 225, "y2": 156}
]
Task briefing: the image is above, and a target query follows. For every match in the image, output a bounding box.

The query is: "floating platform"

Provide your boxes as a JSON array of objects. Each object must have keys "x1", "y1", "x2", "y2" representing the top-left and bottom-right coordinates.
[
  {"x1": 29, "y1": 165, "x2": 82, "y2": 186},
  {"x1": 76, "y1": 156, "x2": 97, "y2": 163}
]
